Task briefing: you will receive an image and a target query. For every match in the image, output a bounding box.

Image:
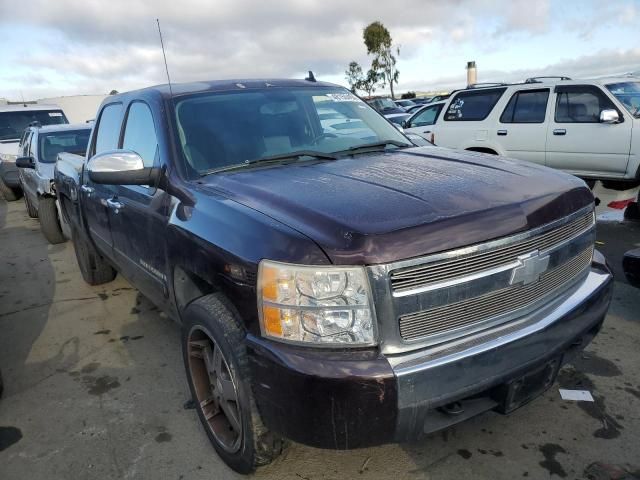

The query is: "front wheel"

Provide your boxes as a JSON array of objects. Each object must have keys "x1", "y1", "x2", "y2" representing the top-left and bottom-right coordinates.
[
  {"x1": 182, "y1": 294, "x2": 285, "y2": 474},
  {"x1": 72, "y1": 228, "x2": 117, "y2": 285},
  {"x1": 23, "y1": 191, "x2": 38, "y2": 218}
]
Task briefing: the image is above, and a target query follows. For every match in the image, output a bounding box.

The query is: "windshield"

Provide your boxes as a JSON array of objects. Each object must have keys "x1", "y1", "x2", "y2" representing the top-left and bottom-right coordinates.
[
  {"x1": 606, "y1": 81, "x2": 640, "y2": 117},
  {"x1": 175, "y1": 87, "x2": 410, "y2": 174},
  {"x1": 0, "y1": 110, "x2": 68, "y2": 141},
  {"x1": 38, "y1": 129, "x2": 91, "y2": 163}
]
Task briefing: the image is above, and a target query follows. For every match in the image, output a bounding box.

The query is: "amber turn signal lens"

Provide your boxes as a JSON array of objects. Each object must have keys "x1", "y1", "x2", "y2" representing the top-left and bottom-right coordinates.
[
  {"x1": 262, "y1": 306, "x2": 283, "y2": 336},
  {"x1": 261, "y1": 266, "x2": 278, "y2": 301}
]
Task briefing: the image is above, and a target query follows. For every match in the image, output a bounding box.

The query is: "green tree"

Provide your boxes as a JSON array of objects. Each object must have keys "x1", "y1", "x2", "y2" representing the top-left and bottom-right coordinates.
[
  {"x1": 345, "y1": 61, "x2": 364, "y2": 94},
  {"x1": 363, "y1": 21, "x2": 400, "y2": 99},
  {"x1": 359, "y1": 69, "x2": 381, "y2": 97}
]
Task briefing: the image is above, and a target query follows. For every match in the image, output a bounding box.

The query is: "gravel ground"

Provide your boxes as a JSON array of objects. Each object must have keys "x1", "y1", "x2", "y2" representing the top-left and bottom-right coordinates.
[{"x1": 1, "y1": 198, "x2": 639, "y2": 480}]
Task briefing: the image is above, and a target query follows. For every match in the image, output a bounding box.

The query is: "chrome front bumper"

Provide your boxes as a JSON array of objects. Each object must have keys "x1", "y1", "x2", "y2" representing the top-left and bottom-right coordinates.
[{"x1": 389, "y1": 254, "x2": 612, "y2": 441}]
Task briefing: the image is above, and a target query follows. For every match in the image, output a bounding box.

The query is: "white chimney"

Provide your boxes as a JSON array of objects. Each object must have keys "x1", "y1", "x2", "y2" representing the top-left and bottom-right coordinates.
[{"x1": 466, "y1": 61, "x2": 477, "y2": 87}]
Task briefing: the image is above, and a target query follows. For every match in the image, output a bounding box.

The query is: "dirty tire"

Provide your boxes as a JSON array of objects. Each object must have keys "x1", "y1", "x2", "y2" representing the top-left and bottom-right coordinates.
[
  {"x1": 39, "y1": 197, "x2": 66, "y2": 244},
  {"x1": 72, "y1": 228, "x2": 117, "y2": 285},
  {"x1": 182, "y1": 294, "x2": 286, "y2": 474},
  {"x1": 0, "y1": 178, "x2": 20, "y2": 201},
  {"x1": 23, "y1": 192, "x2": 38, "y2": 218}
]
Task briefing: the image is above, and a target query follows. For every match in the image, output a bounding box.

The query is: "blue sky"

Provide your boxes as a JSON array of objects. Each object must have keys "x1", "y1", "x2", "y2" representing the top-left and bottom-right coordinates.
[{"x1": 0, "y1": 0, "x2": 638, "y2": 100}]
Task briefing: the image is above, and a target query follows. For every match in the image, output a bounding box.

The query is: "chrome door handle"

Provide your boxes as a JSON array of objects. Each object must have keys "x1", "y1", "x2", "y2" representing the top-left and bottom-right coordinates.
[
  {"x1": 497, "y1": 129, "x2": 507, "y2": 136},
  {"x1": 553, "y1": 129, "x2": 566, "y2": 135},
  {"x1": 80, "y1": 185, "x2": 94, "y2": 196},
  {"x1": 106, "y1": 198, "x2": 124, "y2": 212}
]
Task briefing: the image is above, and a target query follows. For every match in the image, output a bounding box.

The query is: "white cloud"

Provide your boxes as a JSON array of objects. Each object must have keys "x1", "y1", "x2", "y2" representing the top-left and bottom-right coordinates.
[{"x1": 0, "y1": 0, "x2": 638, "y2": 98}]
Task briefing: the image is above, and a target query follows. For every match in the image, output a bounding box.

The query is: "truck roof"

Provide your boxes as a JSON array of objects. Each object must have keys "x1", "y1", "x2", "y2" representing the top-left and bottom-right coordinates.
[
  {"x1": 0, "y1": 103, "x2": 64, "y2": 113},
  {"x1": 110, "y1": 78, "x2": 341, "y2": 101},
  {"x1": 30, "y1": 123, "x2": 92, "y2": 134}
]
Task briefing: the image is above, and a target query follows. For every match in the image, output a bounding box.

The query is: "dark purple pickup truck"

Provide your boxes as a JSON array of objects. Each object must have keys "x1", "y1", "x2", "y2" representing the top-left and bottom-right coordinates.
[{"x1": 55, "y1": 79, "x2": 612, "y2": 473}]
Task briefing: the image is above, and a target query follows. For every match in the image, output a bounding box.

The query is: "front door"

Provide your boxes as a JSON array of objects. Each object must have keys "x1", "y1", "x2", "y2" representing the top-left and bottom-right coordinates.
[
  {"x1": 107, "y1": 101, "x2": 169, "y2": 307},
  {"x1": 82, "y1": 102, "x2": 123, "y2": 255},
  {"x1": 546, "y1": 85, "x2": 632, "y2": 178}
]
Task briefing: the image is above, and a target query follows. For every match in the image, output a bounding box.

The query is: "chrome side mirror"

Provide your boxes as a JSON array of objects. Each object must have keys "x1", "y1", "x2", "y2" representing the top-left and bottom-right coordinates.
[
  {"x1": 88, "y1": 150, "x2": 158, "y2": 185},
  {"x1": 600, "y1": 109, "x2": 620, "y2": 124}
]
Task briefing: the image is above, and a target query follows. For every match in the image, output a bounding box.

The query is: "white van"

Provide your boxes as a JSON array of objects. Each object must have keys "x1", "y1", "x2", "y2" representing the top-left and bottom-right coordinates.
[{"x1": 404, "y1": 76, "x2": 640, "y2": 187}]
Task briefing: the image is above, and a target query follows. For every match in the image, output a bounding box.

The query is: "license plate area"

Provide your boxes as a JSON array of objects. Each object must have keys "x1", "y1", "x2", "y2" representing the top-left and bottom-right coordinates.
[{"x1": 493, "y1": 357, "x2": 561, "y2": 414}]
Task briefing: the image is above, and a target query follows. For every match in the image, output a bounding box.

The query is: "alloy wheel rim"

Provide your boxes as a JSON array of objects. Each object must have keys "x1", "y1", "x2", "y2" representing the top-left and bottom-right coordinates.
[{"x1": 187, "y1": 326, "x2": 242, "y2": 453}]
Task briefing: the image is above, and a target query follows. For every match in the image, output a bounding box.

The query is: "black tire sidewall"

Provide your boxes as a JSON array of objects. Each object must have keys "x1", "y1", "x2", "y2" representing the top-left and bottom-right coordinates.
[
  {"x1": 39, "y1": 197, "x2": 66, "y2": 244},
  {"x1": 181, "y1": 296, "x2": 258, "y2": 474}
]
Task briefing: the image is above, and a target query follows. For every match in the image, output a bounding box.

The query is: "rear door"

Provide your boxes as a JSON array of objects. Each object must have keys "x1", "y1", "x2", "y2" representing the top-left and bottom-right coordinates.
[
  {"x1": 546, "y1": 85, "x2": 631, "y2": 177},
  {"x1": 404, "y1": 103, "x2": 444, "y2": 141},
  {"x1": 435, "y1": 88, "x2": 507, "y2": 150},
  {"x1": 494, "y1": 88, "x2": 550, "y2": 165},
  {"x1": 82, "y1": 103, "x2": 123, "y2": 255},
  {"x1": 108, "y1": 101, "x2": 169, "y2": 306}
]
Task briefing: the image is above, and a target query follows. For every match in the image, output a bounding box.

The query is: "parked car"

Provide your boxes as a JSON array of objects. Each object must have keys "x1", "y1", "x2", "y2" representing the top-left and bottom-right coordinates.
[
  {"x1": 16, "y1": 123, "x2": 91, "y2": 243},
  {"x1": 366, "y1": 97, "x2": 405, "y2": 114},
  {"x1": 430, "y1": 76, "x2": 640, "y2": 188},
  {"x1": 394, "y1": 99, "x2": 416, "y2": 110},
  {"x1": 412, "y1": 97, "x2": 434, "y2": 105},
  {"x1": 405, "y1": 104, "x2": 425, "y2": 114},
  {"x1": 401, "y1": 101, "x2": 448, "y2": 143},
  {"x1": 428, "y1": 94, "x2": 451, "y2": 103},
  {"x1": 385, "y1": 112, "x2": 411, "y2": 126},
  {"x1": 56, "y1": 78, "x2": 611, "y2": 474},
  {"x1": 0, "y1": 104, "x2": 69, "y2": 201}
]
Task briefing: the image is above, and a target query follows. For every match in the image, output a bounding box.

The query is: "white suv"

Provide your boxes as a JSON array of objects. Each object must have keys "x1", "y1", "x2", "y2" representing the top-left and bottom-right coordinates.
[{"x1": 405, "y1": 76, "x2": 640, "y2": 187}]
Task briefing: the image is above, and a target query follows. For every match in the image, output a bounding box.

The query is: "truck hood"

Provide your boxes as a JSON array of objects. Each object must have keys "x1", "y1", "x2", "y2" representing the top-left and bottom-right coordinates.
[{"x1": 200, "y1": 146, "x2": 593, "y2": 264}]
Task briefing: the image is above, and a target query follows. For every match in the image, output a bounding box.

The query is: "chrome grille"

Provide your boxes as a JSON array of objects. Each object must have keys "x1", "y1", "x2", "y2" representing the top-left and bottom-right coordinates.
[
  {"x1": 398, "y1": 246, "x2": 593, "y2": 341},
  {"x1": 390, "y1": 210, "x2": 594, "y2": 293}
]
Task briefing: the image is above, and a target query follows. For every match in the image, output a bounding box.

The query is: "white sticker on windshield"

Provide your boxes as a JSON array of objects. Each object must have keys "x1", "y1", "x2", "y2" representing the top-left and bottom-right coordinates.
[
  {"x1": 326, "y1": 93, "x2": 359, "y2": 102},
  {"x1": 49, "y1": 112, "x2": 63, "y2": 117}
]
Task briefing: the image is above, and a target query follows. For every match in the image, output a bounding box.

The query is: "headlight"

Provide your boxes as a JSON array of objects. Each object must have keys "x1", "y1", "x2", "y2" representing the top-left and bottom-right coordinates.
[
  {"x1": 258, "y1": 260, "x2": 376, "y2": 346},
  {"x1": 0, "y1": 153, "x2": 17, "y2": 162}
]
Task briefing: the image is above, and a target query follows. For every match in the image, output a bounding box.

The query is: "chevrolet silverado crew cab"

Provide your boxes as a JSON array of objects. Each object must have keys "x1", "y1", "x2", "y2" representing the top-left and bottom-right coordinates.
[
  {"x1": 55, "y1": 79, "x2": 612, "y2": 473},
  {"x1": 412, "y1": 76, "x2": 640, "y2": 188},
  {"x1": 16, "y1": 123, "x2": 91, "y2": 243},
  {"x1": 0, "y1": 104, "x2": 69, "y2": 200}
]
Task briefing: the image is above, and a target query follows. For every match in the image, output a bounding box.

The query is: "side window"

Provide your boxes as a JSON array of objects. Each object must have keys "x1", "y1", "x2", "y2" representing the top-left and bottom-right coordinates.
[
  {"x1": 94, "y1": 103, "x2": 123, "y2": 155},
  {"x1": 500, "y1": 89, "x2": 549, "y2": 123},
  {"x1": 29, "y1": 132, "x2": 38, "y2": 158},
  {"x1": 122, "y1": 102, "x2": 159, "y2": 168},
  {"x1": 21, "y1": 132, "x2": 32, "y2": 156},
  {"x1": 444, "y1": 88, "x2": 506, "y2": 121},
  {"x1": 410, "y1": 105, "x2": 443, "y2": 127},
  {"x1": 555, "y1": 86, "x2": 618, "y2": 123}
]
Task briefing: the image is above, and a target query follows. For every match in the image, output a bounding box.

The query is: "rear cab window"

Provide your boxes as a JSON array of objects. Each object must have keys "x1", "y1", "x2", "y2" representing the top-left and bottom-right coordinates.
[
  {"x1": 444, "y1": 88, "x2": 506, "y2": 121},
  {"x1": 500, "y1": 89, "x2": 549, "y2": 123},
  {"x1": 38, "y1": 130, "x2": 91, "y2": 163}
]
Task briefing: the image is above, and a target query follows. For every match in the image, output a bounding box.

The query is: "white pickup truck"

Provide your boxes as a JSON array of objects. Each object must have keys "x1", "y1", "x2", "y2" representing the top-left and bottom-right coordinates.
[{"x1": 404, "y1": 76, "x2": 640, "y2": 188}]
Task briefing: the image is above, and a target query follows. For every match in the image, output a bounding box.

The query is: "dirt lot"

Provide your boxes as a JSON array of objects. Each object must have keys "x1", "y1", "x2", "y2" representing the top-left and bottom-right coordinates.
[{"x1": 1, "y1": 198, "x2": 639, "y2": 480}]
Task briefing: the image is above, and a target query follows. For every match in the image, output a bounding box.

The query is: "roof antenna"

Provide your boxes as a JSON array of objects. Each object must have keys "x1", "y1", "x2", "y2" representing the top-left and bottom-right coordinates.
[
  {"x1": 156, "y1": 19, "x2": 174, "y2": 97},
  {"x1": 20, "y1": 91, "x2": 26, "y2": 107},
  {"x1": 305, "y1": 70, "x2": 316, "y2": 82}
]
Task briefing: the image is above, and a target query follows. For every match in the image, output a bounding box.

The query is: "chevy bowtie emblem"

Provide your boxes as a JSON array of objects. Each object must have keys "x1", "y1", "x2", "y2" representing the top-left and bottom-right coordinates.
[{"x1": 510, "y1": 250, "x2": 550, "y2": 285}]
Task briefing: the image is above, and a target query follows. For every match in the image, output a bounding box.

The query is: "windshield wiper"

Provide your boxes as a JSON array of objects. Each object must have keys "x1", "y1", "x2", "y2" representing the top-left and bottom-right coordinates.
[
  {"x1": 199, "y1": 150, "x2": 338, "y2": 176},
  {"x1": 339, "y1": 140, "x2": 412, "y2": 155}
]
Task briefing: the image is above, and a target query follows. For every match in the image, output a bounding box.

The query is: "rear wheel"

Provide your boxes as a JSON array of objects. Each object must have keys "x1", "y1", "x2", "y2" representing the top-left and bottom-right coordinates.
[
  {"x1": 0, "y1": 178, "x2": 20, "y2": 201},
  {"x1": 23, "y1": 192, "x2": 38, "y2": 218},
  {"x1": 72, "y1": 228, "x2": 117, "y2": 285},
  {"x1": 182, "y1": 294, "x2": 285, "y2": 473}
]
